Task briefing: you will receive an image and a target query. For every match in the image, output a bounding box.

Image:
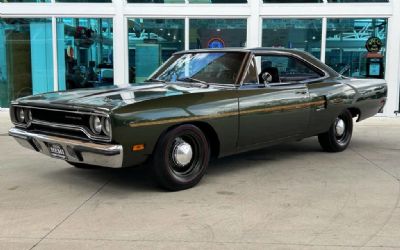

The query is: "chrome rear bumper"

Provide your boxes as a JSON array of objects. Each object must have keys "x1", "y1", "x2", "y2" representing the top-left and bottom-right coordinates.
[{"x1": 9, "y1": 128, "x2": 123, "y2": 168}]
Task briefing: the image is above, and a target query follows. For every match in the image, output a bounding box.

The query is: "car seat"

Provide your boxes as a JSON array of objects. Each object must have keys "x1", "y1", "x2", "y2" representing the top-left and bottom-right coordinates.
[{"x1": 259, "y1": 67, "x2": 280, "y2": 84}]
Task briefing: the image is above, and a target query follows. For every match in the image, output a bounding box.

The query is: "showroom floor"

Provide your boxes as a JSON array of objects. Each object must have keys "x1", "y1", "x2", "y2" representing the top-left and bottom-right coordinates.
[{"x1": 1, "y1": 111, "x2": 400, "y2": 250}]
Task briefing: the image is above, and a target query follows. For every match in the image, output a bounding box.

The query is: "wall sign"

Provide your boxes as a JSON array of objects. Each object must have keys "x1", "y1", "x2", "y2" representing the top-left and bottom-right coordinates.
[
  {"x1": 207, "y1": 37, "x2": 225, "y2": 48},
  {"x1": 365, "y1": 37, "x2": 383, "y2": 53}
]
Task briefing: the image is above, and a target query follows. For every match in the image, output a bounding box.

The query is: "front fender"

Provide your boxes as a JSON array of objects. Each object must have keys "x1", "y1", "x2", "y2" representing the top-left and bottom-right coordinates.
[{"x1": 110, "y1": 91, "x2": 239, "y2": 167}]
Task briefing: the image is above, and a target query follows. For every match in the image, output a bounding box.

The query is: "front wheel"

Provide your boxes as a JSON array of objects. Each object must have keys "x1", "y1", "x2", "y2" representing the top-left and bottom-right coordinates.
[
  {"x1": 152, "y1": 124, "x2": 210, "y2": 191},
  {"x1": 318, "y1": 110, "x2": 353, "y2": 152}
]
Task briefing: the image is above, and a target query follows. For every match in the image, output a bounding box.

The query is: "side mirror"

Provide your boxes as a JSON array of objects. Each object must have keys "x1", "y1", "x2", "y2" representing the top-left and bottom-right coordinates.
[{"x1": 261, "y1": 72, "x2": 273, "y2": 84}]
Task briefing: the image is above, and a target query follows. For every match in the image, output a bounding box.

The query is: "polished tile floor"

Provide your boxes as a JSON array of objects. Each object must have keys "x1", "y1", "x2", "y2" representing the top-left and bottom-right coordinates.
[{"x1": 1, "y1": 112, "x2": 400, "y2": 250}]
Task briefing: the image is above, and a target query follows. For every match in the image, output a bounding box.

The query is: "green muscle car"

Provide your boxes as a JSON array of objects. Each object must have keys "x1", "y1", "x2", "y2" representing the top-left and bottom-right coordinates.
[{"x1": 9, "y1": 48, "x2": 387, "y2": 190}]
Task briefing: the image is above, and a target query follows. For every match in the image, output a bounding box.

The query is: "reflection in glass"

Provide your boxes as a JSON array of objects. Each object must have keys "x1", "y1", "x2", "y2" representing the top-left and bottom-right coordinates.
[
  {"x1": 1, "y1": 0, "x2": 49, "y2": 2},
  {"x1": 57, "y1": 18, "x2": 113, "y2": 90},
  {"x1": 189, "y1": 19, "x2": 247, "y2": 49},
  {"x1": 127, "y1": 18, "x2": 184, "y2": 83},
  {"x1": 127, "y1": 0, "x2": 184, "y2": 3},
  {"x1": 189, "y1": 0, "x2": 246, "y2": 3},
  {"x1": 326, "y1": 18, "x2": 387, "y2": 78},
  {"x1": 0, "y1": 18, "x2": 53, "y2": 108},
  {"x1": 328, "y1": 0, "x2": 387, "y2": 2},
  {"x1": 262, "y1": 19, "x2": 322, "y2": 59},
  {"x1": 153, "y1": 52, "x2": 246, "y2": 84},
  {"x1": 263, "y1": 0, "x2": 322, "y2": 3},
  {"x1": 56, "y1": 0, "x2": 111, "y2": 2}
]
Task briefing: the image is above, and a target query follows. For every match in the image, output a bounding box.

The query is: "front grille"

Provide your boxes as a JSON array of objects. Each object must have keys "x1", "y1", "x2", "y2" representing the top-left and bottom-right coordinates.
[
  {"x1": 12, "y1": 105, "x2": 111, "y2": 142},
  {"x1": 32, "y1": 109, "x2": 90, "y2": 127}
]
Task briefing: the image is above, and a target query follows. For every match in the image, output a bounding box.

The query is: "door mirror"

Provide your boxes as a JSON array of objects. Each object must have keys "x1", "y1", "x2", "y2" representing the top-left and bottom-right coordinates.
[{"x1": 261, "y1": 72, "x2": 273, "y2": 84}]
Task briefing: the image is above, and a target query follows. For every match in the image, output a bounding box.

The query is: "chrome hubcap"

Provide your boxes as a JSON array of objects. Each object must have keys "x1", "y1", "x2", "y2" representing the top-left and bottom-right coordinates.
[
  {"x1": 335, "y1": 118, "x2": 345, "y2": 137},
  {"x1": 172, "y1": 139, "x2": 193, "y2": 167}
]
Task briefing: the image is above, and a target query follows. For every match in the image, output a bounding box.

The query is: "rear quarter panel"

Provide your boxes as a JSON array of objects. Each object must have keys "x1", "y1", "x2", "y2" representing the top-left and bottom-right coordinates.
[
  {"x1": 306, "y1": 77, "x2": 387, "y2": 137},
  {"x1": 340, "y1": 78, "x2": 387, "y2": 121},
  {"x1": 306, "y1": 79, "x2": 358, "y2": 136}
]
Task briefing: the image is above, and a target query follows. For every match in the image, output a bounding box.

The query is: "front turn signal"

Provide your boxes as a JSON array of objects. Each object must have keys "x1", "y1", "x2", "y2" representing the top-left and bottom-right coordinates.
[{"x1": 132, "y1": 144, "x2": 145, "y2": 152}]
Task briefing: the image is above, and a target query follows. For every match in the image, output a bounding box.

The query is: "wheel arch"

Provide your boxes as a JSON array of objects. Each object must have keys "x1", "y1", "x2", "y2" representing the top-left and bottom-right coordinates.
[
  {"x1": 156, "y1": 121, "x2": 221, "y2": 160},
  {"x1": 347, "y1": 107, "x2": 361, "y2": 122}
]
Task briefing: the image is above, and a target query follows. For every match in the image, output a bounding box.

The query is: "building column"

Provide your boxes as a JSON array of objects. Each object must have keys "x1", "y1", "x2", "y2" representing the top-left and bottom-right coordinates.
[
  {"x1": 113, "y1": 0, "x2": 127, "y2": 86},
  {"x1": 246, "y1": 0, "x2": 261, "y2": 48},
  {"x1": 384, "y1": 1, "x2": 400, "y2": 115}
]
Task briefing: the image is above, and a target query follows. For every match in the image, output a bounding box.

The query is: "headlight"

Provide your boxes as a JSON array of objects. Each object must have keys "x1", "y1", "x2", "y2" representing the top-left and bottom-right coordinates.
[
  {"x1": 90, "y1": 116, "x2": 102, "y2": 134},
  {"x1": 16, "y1": 108, "x2": 25, "y2": 123},
  {"x1": 27, "y1": 109, "x2": 33, "y2": 122},
  {"x1": 102, "y1": 117, "x2": 111, "y2": 136}
]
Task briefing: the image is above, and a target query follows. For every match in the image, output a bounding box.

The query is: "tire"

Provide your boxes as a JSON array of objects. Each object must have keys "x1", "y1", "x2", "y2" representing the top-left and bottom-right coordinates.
[
  {"x1": 67, "y1": 162, "x2": 101, "y2": 169},
  {"x1": 318, "y1": 110, "x2": 353, "y2": 152},
  {"x1": 152, "y1": 124, "x2": 210, "y2": 191}
]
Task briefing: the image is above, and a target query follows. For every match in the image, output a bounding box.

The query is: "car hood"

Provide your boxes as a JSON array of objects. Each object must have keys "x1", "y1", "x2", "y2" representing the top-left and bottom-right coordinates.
[{"x1": 15, "y1": 83, "x2": 222, "y2": 111}]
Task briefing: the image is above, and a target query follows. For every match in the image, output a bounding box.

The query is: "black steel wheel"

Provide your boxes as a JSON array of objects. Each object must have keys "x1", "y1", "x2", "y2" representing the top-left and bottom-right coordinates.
[
  {"x1": 318, "y1": 110, "x2": 353, "y2": 152},
  {"x1": 152, "y1": 124, "x2": 210, "y2": 191}
]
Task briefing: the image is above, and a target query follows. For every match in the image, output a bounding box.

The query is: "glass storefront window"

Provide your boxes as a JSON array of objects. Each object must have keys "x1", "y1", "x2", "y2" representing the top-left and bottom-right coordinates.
[
  {"x1": 56, "y1": 0, "x2": 111, "y2": 2},
  {"x1": 0, "y1": 18, "x2": 53, "y2": 108},
  {"x1": 326, "y1": 18, "x2": 387, "y2": 78},
  {"x1": 189, "y1": 0, "x2": 246, "y2": 3},
  {"x1": 328, "y1": 0, "x2": 387, "y2": 2},
  {"x1": 57, "y1": 18, "x2": 113, "y2": 90},
  {"x1": 127, "y1": 0, "x2": 185, "y2": 3},
  {"x1": 127, "y1": 18, "x2": 184, "y2": 83},
  {"x1": 189, "y1": 19, "x2": 247, "y2": 49},
  {"x1": 0, "y1": 0, "x2": 110, "y2": 2},
  {"x1": 262, "y1": 19, "x2": 322, "y2": 59},
  {"x1": 263, "y1": 0, "x2": 323, "y2": 3},
  {"x1": 1, "y1": 0, "x2": 50, "y2": 2}
]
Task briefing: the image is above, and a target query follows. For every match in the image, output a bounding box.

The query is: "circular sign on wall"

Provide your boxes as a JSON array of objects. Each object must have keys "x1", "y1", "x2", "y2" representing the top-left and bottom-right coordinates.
[
  {"x1": 365, "y1": 37, "x2": 383, "y2": 53},
  {"x1": 207, "y1": 37, "x2": 225, "y2": 48}
]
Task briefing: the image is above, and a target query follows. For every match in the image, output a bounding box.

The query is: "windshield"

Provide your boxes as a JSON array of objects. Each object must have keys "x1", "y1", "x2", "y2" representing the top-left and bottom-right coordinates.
[{"x1": 151, "y1": 52, "x2": 246, "y2": 85}]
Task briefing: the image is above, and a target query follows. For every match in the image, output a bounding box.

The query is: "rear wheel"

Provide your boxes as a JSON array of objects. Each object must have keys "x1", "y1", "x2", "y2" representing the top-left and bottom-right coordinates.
[
  {"x1": 152, "y1": 124, "x2": 210, "y2": 191},
  {"x1": 318, "y1": 110, "x2": 353, "y2": 152}
]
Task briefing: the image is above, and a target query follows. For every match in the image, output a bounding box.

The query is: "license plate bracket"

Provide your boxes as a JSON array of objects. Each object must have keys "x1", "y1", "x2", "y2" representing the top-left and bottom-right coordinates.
[{"x1": 48, "y1": 143, "x2": 67, "y2": 160}]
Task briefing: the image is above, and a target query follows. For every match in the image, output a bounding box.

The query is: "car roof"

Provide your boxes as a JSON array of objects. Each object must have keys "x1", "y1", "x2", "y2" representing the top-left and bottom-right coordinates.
[{"x1": 175, "y1": 47, "x2": 307, "y2": 54}]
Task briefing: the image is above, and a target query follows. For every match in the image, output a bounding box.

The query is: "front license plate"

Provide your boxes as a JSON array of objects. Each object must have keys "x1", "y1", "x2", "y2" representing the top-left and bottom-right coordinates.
[{"x1": 48, "y1": 143, "x2": 67, "y2": 160}]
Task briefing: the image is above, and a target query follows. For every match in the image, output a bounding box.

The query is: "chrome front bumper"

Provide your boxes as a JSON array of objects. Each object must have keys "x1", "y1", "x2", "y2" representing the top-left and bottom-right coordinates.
[{"x1": 9, "y1": 128, "x2": 123, "y2": 168}]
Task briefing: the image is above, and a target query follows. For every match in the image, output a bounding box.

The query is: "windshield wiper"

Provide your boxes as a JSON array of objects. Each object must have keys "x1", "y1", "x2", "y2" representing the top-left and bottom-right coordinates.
[
  {"x1": 144, "y1": 78, "x2": 166, "y2": 83},
  {"x1": 176, "y1": 77, "x2": 209, "y2": 87}
]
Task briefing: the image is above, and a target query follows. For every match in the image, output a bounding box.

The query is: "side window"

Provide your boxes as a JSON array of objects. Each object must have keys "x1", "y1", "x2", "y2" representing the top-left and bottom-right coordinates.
[
  {"x1": 255, "y1": 55, "x2": 324, "y2": 84},
  {"x1": 243, "y1": 58, "x2": 258, "y2": 84}
]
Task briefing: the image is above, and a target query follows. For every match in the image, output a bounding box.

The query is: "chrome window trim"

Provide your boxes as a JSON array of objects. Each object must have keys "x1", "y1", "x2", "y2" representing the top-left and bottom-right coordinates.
[{"x1": 239, "y1": 54, "x2": 260, "y2": 86}]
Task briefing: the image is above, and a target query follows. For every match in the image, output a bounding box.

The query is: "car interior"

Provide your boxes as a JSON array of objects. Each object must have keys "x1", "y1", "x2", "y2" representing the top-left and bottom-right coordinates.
[{"x1": 255, "y1": 54, "x2": 324, "y2": 85}]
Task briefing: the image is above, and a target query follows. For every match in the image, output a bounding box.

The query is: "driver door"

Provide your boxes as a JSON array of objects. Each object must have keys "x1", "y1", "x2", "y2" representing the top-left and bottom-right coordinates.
[{"x1": 237, "y1": 53, "x2": 313, "y2": 148}]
